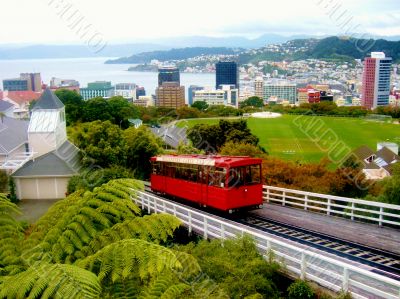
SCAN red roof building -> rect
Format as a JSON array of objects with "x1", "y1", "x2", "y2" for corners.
[{"x1": 2, "y1": 90, "x2": 42, "y2": 118}]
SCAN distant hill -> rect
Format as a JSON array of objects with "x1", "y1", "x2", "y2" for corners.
[
  {"x1": 0, "y1": 35, "x2": 398, "y2": 60},
  {"x1": 307, "y1": 36, "x2": 400, "y2": 61},
  {"x1": 105, "y1": 47, "x2": 241, "y2": 64},
  {"x1": 238, "y1": 36, "x2": 400, "y2": 64}
]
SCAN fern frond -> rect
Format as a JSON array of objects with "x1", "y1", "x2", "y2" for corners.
[
  {"x1": 0, "y1": 262, "x2": 101, "y2": 299},
  {"x1": 77, "y1": 239, "x2": 183, "y2": 283},
  {"x1": 22, "y1": 179, "x2": 143, "y2": 264},
  {"x1": 76, "y1": 214, "x2": 181, "y2": 258}
]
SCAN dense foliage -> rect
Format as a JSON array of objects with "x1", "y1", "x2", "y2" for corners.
[
  {"x1": 267, "y1": 102, "x2": 370, "y2": 117},
  {"x1": 0, "y1": 171, "x2": 7, "y2": 193},
  {"x1": 240, "y1": 96, "x2": 264, "y2": 108},
  {"x1": 69, "y1": 121, "x2": 163, "y2": 179},
  {"x1": 365, "y1": 165, "x2": 400, "y2": 205},
  {"x1": 179, "y1": 236, "x2": 282, "y2": 299},
  {"x1": 239, "y1": 36, "x2": 400, "y2": 63},
  {"x1": 0, "y1": 180, "x2": 202, "y2": 298},
  {"x1": 55, "y1": 90, "x2": 140, "y2": 127},
  {"x1": 67, "y1": 165, "x2": 135, "y2": 194},
  {"x1": 187, "y1": 120, "x2": 260, "y2": 152}
]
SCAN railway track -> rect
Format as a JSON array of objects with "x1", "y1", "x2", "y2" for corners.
[
  {"x1": 231, "y1": 214, "x2": 400, "y2": 280},
  {"x1": 142, "y1": 185, "x2": 400, "y2": 280}
]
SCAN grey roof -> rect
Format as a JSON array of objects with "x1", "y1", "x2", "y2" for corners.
[
  {"x1": 0, "y1": 100, "x2": 13, "y2": 112},
  {"x1": 0, "y1": 116, "x2": 29, "y2": 155},
  {"x1": 150, "y1": 125, "x2": 188, "y2": 149},
  {"x1": 13, "y1": 140, "x2": 81, "y2": 177},
  {"x1": 32, "y1": 88, "x2": 64, "y2": 110},
  {"x1": 363, "y1": 162, "x2": 380, "y2": 170},
  {"x1": 353, "y1": 146, "x2": 375, "y2": 161},
  {"x1": 376, "y1": 147, "x2": 400, "y2": 164}
]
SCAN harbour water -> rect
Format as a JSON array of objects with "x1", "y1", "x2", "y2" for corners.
[{"x1": 0, "y1": 57, "x2": 216, "y2": 97}]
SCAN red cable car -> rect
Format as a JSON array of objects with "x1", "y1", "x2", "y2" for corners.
[{"x1": 150, "y1": 155, "x2": 263, "y2": 212}]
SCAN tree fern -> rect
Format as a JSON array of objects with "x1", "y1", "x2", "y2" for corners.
[
  {"x1": 0, "y1": 194, "x2": 25, "y2": 271},
  {"x1": 22, "y1": 179, "x2": 143, "y2": 264},
  {"x1": 0, "y1": 262, "x2": 101, "y2": 299},
  {"x1": 139, "y1": 275, "x2": 191, "y2": 299},
  {"x1": 77, "y1": 239, "x2": 183, "y2": 283},
  {"x1": 76, "y1": 214, "x2": 181, "y2": 259}
]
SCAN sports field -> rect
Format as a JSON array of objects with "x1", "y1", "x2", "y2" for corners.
[{"x1": 177, "y1": 115, "x2": 400, "y2": 165}]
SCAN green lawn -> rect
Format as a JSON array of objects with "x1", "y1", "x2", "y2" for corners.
[{"x1": 177, "y1": 115, "x2": 400, "y2": 165}]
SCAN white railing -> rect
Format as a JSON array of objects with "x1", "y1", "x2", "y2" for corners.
[
  {"x1": 135, "y1": 191, "x2": 400, "y2": 299},
  {"x1": 263, "y1": 185, "x2": 400, "y2": 228}
]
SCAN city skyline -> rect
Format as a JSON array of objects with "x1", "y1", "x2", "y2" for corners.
[{"x1": 0, "y1": 0, "x2": 399, "y2": 45}]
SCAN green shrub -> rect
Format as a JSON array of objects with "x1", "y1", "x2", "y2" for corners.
[
  {"x1": 8, "y1": 177, "x2": 19, "y2": 204},
  {"x1": 67, "y1": 166, "x2": 135, "y2": 194},
  {"x1": 0, "y1": 170, "x2": 8, "y2": 193},
  {"x1": 287, "y1": 280, "x2": 315, "y2": 299}
]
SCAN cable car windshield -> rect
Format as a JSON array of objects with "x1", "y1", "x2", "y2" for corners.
[{"x1": 227, "y1": 164, "x2": 261, "y2": 187}]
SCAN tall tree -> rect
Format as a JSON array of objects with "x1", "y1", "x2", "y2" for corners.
[
  {"x1": 124, "y1": 126, "x2": 163, "y2": 179},
  {"x1": 70, "y1": 120, "x2": 127, "y2": 167},
  {"x1": 55, "y1": 89, "x2": 85, "y2": 125}
]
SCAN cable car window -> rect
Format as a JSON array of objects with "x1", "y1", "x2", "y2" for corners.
[
  {"x1": 173, "y1": 163, "x2": 198, "y2": 182},
  {"x1": 209, "y1": 167, "x2": 226, "y2": 188},
  {"x1": 152, "y1": 162, "x2": 161, "y2": 175},
  {"x1": 246, "y1": 165, "x2": 261, "y2": 184},
  {"x1": 228, "y1": 167, "x2": 244, "y2": 188}
]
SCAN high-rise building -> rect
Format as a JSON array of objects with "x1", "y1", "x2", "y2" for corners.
[
  {"x1": 3, "y1": 78, "x2": 29, "y2": 91},
  {"x1": 158, "y1": 66, "x2": 180, "y2": 86},
  {"x1": 156, "y1": 82, "x2": 185, "y2": 108},
  {"x1": 188, "y1": 85, "x2": 204, "y2": 106},
  {"x1": 216, "y1": 61, "x2": 239, "y2": 90},
  {"x1": 3, "y1": 73, "x2": 42, "y2": 92},
  {"x1": 20, "y1": 73, "x2": 42, "y2": 92},
  {"x1": 361, "y1": 52, "x2": 392, "y2": 109},
  {"x1": 80, "y1": 81, "x2": 114, "y2": 100},
  {"x1": 254, "y1": 77, "x2": 264, "y2": 99},
  {"x1": 136, "y1": 87, "x2": 146, "y2": 99},
  {"x1": 264, "y1": 81, "x2": 297, "y2": 104}
]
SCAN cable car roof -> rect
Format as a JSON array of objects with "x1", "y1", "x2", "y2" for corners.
[{"x1": 151, "y1": 154, "x2": 262, "y2": 167}]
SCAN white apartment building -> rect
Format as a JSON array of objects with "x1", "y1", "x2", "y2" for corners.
[
  {"x1": 264, "y1": 80, "x2": 297, "y2": 104},
  {"x1": 193, "y1": 85, "x2": 239, "y2": 108},
  {"x1": 114, "y1": 83, "x2": 137, "y2": 100}
]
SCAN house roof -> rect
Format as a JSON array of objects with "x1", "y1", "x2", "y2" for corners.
[
  {"x1": 0, "y1": 100, "x2": 13, "y2": 112},
  {"x1": 150, "y1": 125, "x2": 188, "y2": 149},
  {"x1": 128, "y1": 119, "x2": 142, "y2": 125},
  {"x1": 12, "y1": 140, "x2": 80, "y2": 177},
  {"x1": 5, "y1": 91, "x2": 42, "y2": 105},
  {"x1": 32, "y1": 88, "x2": 64, "y2": 110},
  {"x1": 363, "y1": 162, "x2": 381, "y2": 170},
  {"x1": 376, "y1": 147, "x2": 400, "y2": 164},
  {"x1": 0, "y1": 116, "x2": 29, "y2": 155},
  {"x1": 353, "y1": 146, "x2": 375, "y2": 161}
]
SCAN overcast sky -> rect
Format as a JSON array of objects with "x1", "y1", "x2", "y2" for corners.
[{"x1": 1, "y1": 0, "x2": 399, "y2": 45}]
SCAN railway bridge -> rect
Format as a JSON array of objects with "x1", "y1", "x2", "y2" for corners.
[{"x1": 136, "y1": 184, "x2": 400, "y2": 299}]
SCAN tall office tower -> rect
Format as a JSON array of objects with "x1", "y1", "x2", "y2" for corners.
[
  {"x1": 254, "y1": 77, "x2": 264, "y2": 99},
  {"x1": 156, "y1": 82, "x2": 185, "y2": 108},
  {"x1": 361, "y1": 52, "x2": 392, "y2": 109},
  {"x1": 20, "y1": 73, "x2": 42, "y2": 92},
  {"x1": 216, "y1": 61, "x2": 239, "y2": 90},
  {"x1": 158, "y1": 66, "x2": 180, "y2": 86},
  {"x1": 136, "y1": 86, "x2": 146, "y2": 99}
]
